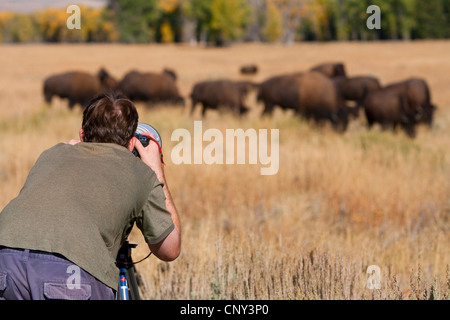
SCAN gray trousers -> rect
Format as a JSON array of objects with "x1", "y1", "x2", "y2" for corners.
[{"x1": 0, "y1": 247, "x2": 115, "y2": 300}]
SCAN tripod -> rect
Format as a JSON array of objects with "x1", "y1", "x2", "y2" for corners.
[{"x1": 116, "y1": 241, "x2": 150, "y2": 300}]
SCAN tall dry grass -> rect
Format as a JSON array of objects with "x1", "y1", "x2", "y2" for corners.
[{"x1": 0, "y1": 42, "x2": 449, "y2": 299}]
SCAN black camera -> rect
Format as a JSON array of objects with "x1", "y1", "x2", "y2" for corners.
[
  {"x1": 132, "y1": 123, "x2": 163, "y2": 163},
  {"x1": 132, "y1": 134, "x2": 150, "y2": 158}
]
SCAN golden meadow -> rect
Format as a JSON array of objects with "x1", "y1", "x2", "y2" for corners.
[{"x1": 0, "y1": 41, "x2": 449, "y2": 299}]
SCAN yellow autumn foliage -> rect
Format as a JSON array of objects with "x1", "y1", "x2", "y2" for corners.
[
  {"x1": 0, "y1": 6, "x2": 118, "y2": 43},
  {"x1": 158, "y1": 0, "x2": 180, "y2": 13},
  {"x1": 160, "y1": 20, "x2": 175, "y2": 43}
]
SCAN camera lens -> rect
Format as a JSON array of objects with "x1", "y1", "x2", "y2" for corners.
[
  {"x1": 135, "y1": 123, "x2": 162, "y2": 148},
  {"x1": 132, "y1": 123, "x2": 163, "y2": 161}
]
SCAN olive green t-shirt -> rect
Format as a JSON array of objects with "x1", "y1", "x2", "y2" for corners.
[{"x1": 0, "y1": 142, "x2": 174, "y2": 290}]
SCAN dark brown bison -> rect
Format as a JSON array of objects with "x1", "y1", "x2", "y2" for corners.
[
  {"x1": 257, "y1": 72, "x2": 353, "y2": 131},
  {"x1": 43, "y1": 68, "x2": 116, "y2": 109},
  {"x1": 310, "y1": 62, "x2": 347, "y2": 78},
  {"x1": 296, "y1": 72, "x2": 351, "y2": 131},
  {"x1": 333, "y1": 76, "x2": 381, "y2": 111},
  {"x1": 240, "y1": 64, "x2": 258, "y2": 75},
  {"x1": 383, "y1": 78, "x2": 436, "y2": 127},
  {"x1": 116, "y1": 69, "x2": 184, "y2": 106},
  {"x1": 363, "y1": 90, "x2": 416, "y2": 138},
  {"x1": 190, "y1": 80, "x2": 256, "y2": 117},
  {"x1": 256, "y1": 72, "x2": 304, "y2": 116}
]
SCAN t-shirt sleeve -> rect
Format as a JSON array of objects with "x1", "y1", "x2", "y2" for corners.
[{"x1": 136, "y1": 177, "x2": 175, "y2": 245}]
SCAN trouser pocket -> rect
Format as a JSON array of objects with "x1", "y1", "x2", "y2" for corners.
[{"x1": 44, "y1": 281, "x2": 91, "y2": 300}]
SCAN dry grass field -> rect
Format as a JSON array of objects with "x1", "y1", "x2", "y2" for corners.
[{"x1": 0, "y1": 41, "x2": 449, "y2": 300}]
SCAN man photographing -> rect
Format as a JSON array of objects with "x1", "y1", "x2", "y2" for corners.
[{"x1": 0, "y1": 92, "x2": 181, "y2": 300}]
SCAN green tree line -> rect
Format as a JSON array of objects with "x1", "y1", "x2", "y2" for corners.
[{"x1": 1, "y1": 0, "x2": 449, "y2": 44}]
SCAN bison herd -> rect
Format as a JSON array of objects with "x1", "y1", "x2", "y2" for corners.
[
  {"x1": 43, "y1": 61, "x2": 437, "y2": 138},
  {"x1": 256, "y1": 62, "x2": 436, "y2": 137},
  {"x1": 43, "y1": 68, "x2": 184, "y2": 108}
]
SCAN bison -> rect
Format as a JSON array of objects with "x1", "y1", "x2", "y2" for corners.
[
  {"x1": 363, "y1": 90, "x2": 416, "y2": 138},
  {"x1": 190, "y1": 80, "x2": 256, "y2": 117},
  {"x1": 383, "y1": 78, "x2": 436, "y2": 127},
  {"x1": 256, "y1": 72, "x2": 304, "y2": 116},
  {"x1": 116, "y1": 69, "x2": 184, "y2": 106},
  {"x1": 257, "y1": 72, "x2": 353, "y2": 132},
  {"x1": 332, "y1": 75, "x2": 382, "y2": 113},
  {"x1": 240, "y1": 64, "x2": 259, "y2": 75},
  {"x1": 43, "y1": 68, "x2": 116, "y2": 109},
  {"x1": 310, "y1": 62, "x2": 347, "y2": 78},
  {"x1": 296, "y1": 72, "x2": 352, "y2": 132}
]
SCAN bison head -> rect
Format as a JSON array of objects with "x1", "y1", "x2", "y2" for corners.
[{"x1": 97, "y1": 68, "x2": 118, "y2": 91}]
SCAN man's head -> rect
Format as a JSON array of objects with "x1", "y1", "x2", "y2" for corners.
[{"x1": 80, "y1": 92, "x2": 138, "y2": 149}]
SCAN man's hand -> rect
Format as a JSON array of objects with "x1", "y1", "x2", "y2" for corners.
[{"x1": 133, "y1": 133, "x2": 164, "y2": 180}]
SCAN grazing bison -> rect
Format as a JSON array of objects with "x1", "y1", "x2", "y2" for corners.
[
  {"x1": 333, "y1": 75, "x2": 381, "y2": 112},
  {"x1": 383, "y1": 78, "x2": 436, "y2": 127},
  {"x1": 240, "y1": 64, "x2": 258, "y2": 75},
  {"x1": 296, "y1": 72, "x2": 351, "y2": 132},
  {"x1": 256, "y1": 72, "x2": 304, "y2": 116},
  {"x1": 43, "y1": 68, "x2": 116, "y2": 109},
  {"x1": 190, "y1": 80, "x2": 256, "y2": 117},
  {"x1": 310, "y1": 62, "x2": 347, "y2": 78},
  {"x1": 257, "y1": 72, "x2": 352, "y2": 131},
  {"x1": 363, "y1": 90, "x2": 416, "y2": 138},
  {"x1": 116, "y1": 69, "x2": 184, "y2": 106}
]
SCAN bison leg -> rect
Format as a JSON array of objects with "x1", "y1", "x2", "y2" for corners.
[
  {"x1": 176, "y1": 97, "x2": 186, "y2": 106},
  {"x1": 190, "y1": 100, "x2": 198, "y2": 116},
  {"x1": 146, "y1": 100, "x2": 158, "y2": 108},
  {"x1": 380, "y1": 122, "x2": 391, "y2": 131},
  {"x1": 331, "y1": 114, "x2": 348, "y2": 133},
  {"x1": 239, "y1": 104, "x2": 250, "y2": 117},
  {"x1": 68, "y1": 99, "x2": 76, "y2": 110},
  {"x1": 347, "y1": 106, "x2": 359, "y2": 119},
  {"x1": 331, "y1": 110, "x2": 349, "y2": 133},
  {"x1": 201, "y1": 104, "x2": 208, "y2": 117},
  {"x1": 364, "y1": 112, "x2": 375, "y2": 129},
  {"x1": 261, "y1": 102, "x2": 274, "y2": 117},
  {"x1": 340, "y1": 117, "x2": 349, "y2": 132},
  {"x1": 44, "y1": 93, "x2": 53, "y2": 105}
]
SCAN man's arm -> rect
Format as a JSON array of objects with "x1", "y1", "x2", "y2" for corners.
[{"x1": 133, "y1": 136, "x2": 181, "y2": 261}]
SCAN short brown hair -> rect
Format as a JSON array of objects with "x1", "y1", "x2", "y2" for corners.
[{"x1": 82, "y1": 92, "x2": 138, "y2": 148}]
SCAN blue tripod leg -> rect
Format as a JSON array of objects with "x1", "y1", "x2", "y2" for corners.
[{"x1": 119, "y1": 267, "x2": 129, "y2": 300}]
